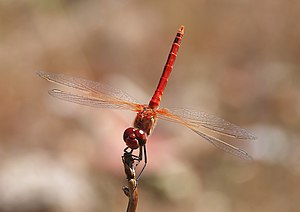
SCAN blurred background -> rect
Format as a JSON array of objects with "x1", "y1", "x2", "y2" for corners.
[{"x1": 1, "y1": 0, "x2": 300, "y2": 211}]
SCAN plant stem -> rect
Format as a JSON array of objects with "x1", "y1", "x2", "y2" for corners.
[{"x1": 122, "y1": 152, "x2": 138, "y2": 212}]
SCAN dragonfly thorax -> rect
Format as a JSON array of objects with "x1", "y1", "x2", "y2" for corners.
[{"x1": 134, "y1": 107, "x2": 157, "y2": 136}]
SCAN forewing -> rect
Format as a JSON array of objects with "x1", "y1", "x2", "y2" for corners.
[
  {"x1": 38, "y1": 71, "x2": 140, "y2": 111},
  {"x1": 158, "y1": 107, "x2": 256, "y2": 139},
  {"x1": 49, "y1": 89, "x2": 138, "y2": 110}
]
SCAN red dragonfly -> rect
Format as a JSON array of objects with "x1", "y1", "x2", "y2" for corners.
[{"x1": 38, "y1": 26, "x2": 256, "y2": 176}]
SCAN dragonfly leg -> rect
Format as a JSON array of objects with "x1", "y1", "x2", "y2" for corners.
[
  {"x1": 123, "y1": 145, "x2": 148, "y2": 181},
  {"x1": 136, "y1": 145, "x2": 147, "y2": 181},
  {"x1": 123, "y1": 146, "x2": 132, "y2": 154},
  {"x1": 134, "y1": 146, "x2": 143, "y2": 168},
  {"x1": 123, "y1": 147, "x2": 140, "y2": 162},
  {"x1": 122, "y1": 147, "x2": 136, "y2": 169}
]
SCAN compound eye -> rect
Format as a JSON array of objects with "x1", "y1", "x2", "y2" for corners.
[
  {"x1": 123, "y1": 127, "x2": 139, "y2": 149},
  {"x1": 135, "y1": 129, "x2": 147, "y2": 146},
  {"x1": 123, "y1": 127, "x2": 135, "y2": 141}
]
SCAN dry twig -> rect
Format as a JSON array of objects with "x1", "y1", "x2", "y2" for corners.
[{"x1": 122, "y1": 152, "x2": 138, "y2": 212}]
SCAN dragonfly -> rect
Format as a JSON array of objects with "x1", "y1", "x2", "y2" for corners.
[{"x1": 38, "y1": 26, "x2": 256, "y2": 179}]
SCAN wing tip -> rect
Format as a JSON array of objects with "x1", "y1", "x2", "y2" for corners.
[
  {"x1": 36, "y1": 71, "x2": 49, "y2": 80},
  {"x1": 239, "y1": 151, "x2": 253, "y2": 161}
]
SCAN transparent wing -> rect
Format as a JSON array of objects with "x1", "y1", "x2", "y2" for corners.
[
  {"x1": 37, "y1": 71, "x2": 141, "y2": 111},
  {"x1": 191, "y1": 129, "x2": 252, "y2": 160},
  {"x1": 158, "y1": 107, "x2": 256, "y2": 139},
  {"x1": 157, "y1": 108, "x2": 255, "y2": 160},
  {"x1": 48, "y1": 89, "x2": 137, "y2": 110}
]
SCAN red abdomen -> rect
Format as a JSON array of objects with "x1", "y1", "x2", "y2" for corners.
[{"x1": 149, "y1": 26, "x2": 184, "y2": 109}]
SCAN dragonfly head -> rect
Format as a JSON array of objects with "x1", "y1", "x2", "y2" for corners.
[{"x1": 123, "y1": 127, "x2": 147, "y2": 149}]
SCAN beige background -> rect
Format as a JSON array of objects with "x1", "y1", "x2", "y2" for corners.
[{"x1": 0, "y1": 0, "x2": 299, "y2": 211}]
